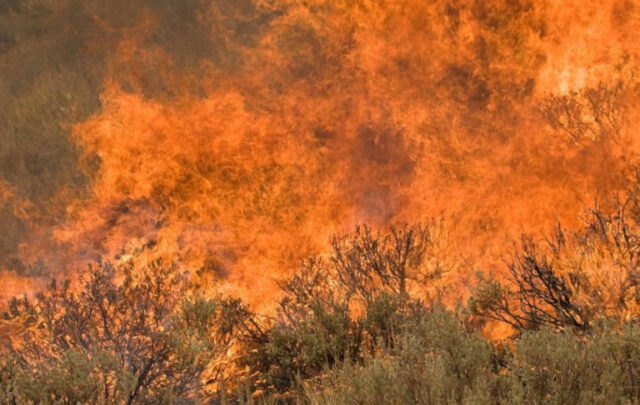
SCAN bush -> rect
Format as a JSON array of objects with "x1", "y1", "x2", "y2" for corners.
[
  {"x1": 506, "y1": 323, "x2": 640, "y2": 405},
  {"x1": 303, "y1": 309, "x2": 495, "y2": 405},
  {"x1": 0, "y1": 260, "x2": 244, "y2": 404},
  {"x1": 235, "y1": 224, "x2": 448, "y2": 396},
  {"x1": 304, "y1": 321, "x2": 640, "y2": 405},
  {"x1": 470, "y1": 191, "x2": 640, "y2": 333},
  {"x1": 235, "y1": 222, "x2": 640, "y2": 403},
  {"x1": 3, "y1": 224, "x2": 640, "y2": 404}
]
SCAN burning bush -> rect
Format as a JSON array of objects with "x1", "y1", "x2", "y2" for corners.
[
  {"x1": 3, "y1": 222, "x2": 640, "y2": 403},
  {"x1": 231, "y1": 224, "x2": 449, "y2": 396},
  {"x1": 0, "y1": 260, "x2": 245, "y2": 404},
  {"x1": 470, "y1": 187, "x2": 640, "y2": 333}
]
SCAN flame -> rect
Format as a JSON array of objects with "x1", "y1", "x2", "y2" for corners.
[{"x1": 2, "y1": 0, "x2": 640, "y2": 310}]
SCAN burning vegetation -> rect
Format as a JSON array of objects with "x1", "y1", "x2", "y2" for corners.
[{"x1": 3, "y1": 0, "x2": 640, "y2": 403}]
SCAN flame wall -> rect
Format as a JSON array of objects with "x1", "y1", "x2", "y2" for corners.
[{"x1": 1, "y1": 0, "x2": 640, "y2": 307}]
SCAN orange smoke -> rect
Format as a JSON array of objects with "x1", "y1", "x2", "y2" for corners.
[{"x1": 3, "y1": 0, "x2": 640, "y2": 309}]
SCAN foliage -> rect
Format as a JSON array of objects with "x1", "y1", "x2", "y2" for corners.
[
  {"x1": 506, "y1": 324, "x2": 640, "y2": 405},
  {"x1": 303, "y1": 309, "x2": 494, "y2": 405},
  {"x1": 3, "y1": 224, "x2": 640, "y2": 403},
  {"x1": 470, "y1": 190, "x2": 640, "y2": 332},
  {"x1": 0, "y1": 260, "x2": 241, "y2": 404},
  {"x1": 304, "y1": 321, "x2": 640, "y2": 405},
  {"x1": 235, "y1": 224, "x2": 445, "y2": 396}
]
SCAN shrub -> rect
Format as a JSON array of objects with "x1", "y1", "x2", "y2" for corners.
[
  {"x1": 505, "y1": 323, "x2": 640, "y2": 405},
  {"x1": 303, "y1": 309, "x2": 495, "y2": 405},
  {"x1": 0, "y1": 260, "x2": 243, "y2": 404},
  {"x1": 470, "y1": 191, "x2": 640, "y2": 333},
  {"x1": 236, "y1": 224, "x2": 449, "y2": 396}
]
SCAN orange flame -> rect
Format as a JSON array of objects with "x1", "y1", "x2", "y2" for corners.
[{"x1": 3, "y1": 0, "x2": 640, "y2": 310}]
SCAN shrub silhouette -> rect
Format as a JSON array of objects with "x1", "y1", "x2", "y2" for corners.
[{"x1": 470, "y1": 189, "x2": 640, "y2": 333}]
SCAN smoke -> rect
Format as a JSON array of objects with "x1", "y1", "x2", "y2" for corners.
[{"x1": 1, "y1": 0, "x2": 640, "y2": 306}]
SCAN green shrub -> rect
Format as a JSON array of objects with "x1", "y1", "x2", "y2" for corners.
[
  {"x1": 506, "y1": 324, "x2": 640, "y2": 405},
  {"x1": 236, "y1": 225, "x2": 445, "y2": 396},
  {"x1": 0, "y1": 260, "x2": 243, "y2": 404},
  {"x1": 3, "y1": 225, "x2": 640, "y2": 404},
  {"x1": 304, "y1": 309, "x2": 495, "y2": 405}
]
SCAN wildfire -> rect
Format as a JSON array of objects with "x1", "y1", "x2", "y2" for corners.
[{"x1": 2, "y1": 0, "x2": 640, "y2": 310}]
